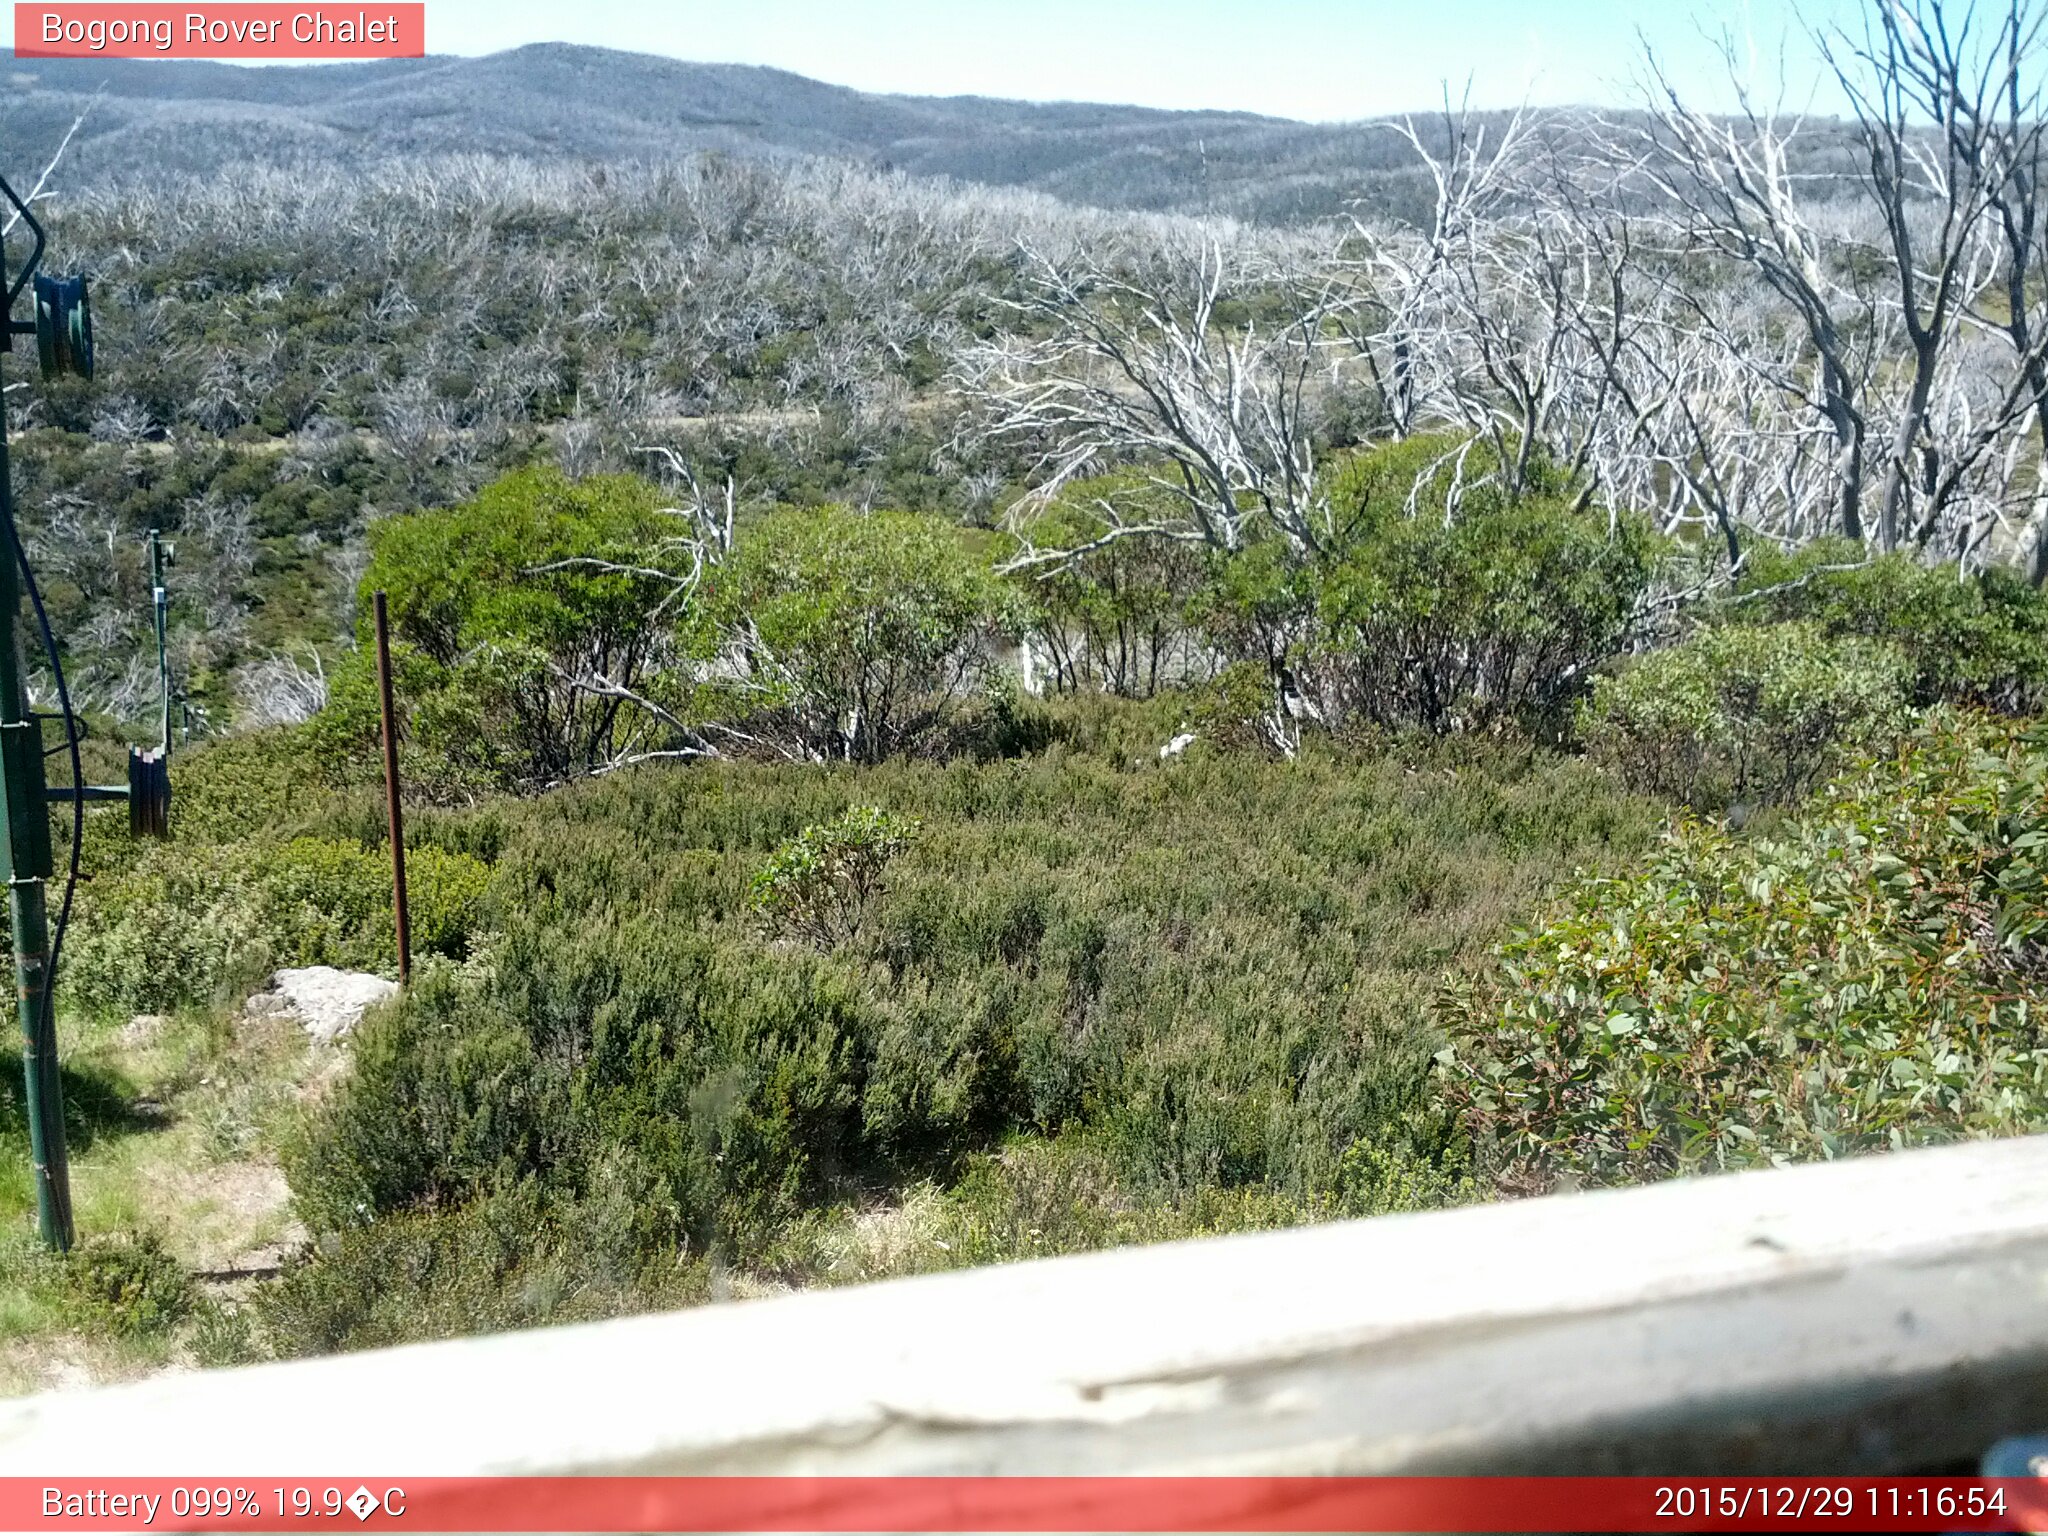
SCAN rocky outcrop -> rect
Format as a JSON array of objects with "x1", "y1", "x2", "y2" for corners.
[{"x1": 243, "y1": 966, "x2": 399, "y2": 1044}]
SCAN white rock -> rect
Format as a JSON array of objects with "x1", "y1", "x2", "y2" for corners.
[
  {"x1": 249, "y1": 966, "x2": 399, "y2": 1044},
  {"x1": 1158, "y1": 730, "x2": 1198, "y2": 760}
]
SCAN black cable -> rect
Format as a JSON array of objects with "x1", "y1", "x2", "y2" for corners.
[{"x1": 1, "y1": 510, "x2": 80, "y2": 1239}]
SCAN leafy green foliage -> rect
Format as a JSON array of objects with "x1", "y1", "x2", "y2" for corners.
[
  {"x1": 1581, "y1": 621, "x2": 1911, "y2": 808},
  {"x1": 1184, "y1": 660, "x2": 1293, "y2": 755},
  {"x1": 327, "y1": 468, "x2": 693, "y2": 795},
  {"x1": 1310, "y1": 435, "x2": 1660, "y2": 735},
  {"x1": 276, "y1": 723, "x2": 1655, "y2": 1345},
  {"x1": 260, "y1": 839, "x2": 492, "y2": 965},
  {"x1": 1051, "y1": 436, "x2": 1660, "y2": 749},
  {"x1": 693, "y1": 505, "x2": 1019, "y2": 762},
  {"x1": 67, "y1": 835, "x2": 489, "y2": 1016},
  {"x1": 1725, "y1": 541, "x2": 2048, "y2": 713},
  {"x1": 1186, "y1": 537, "x2": 1313, "y2": 678},
  {"x1": 258, "y1": 1180, "x2": 705, "y2": 1359},
  {"x1": 186, "y1": 1296, "x2": 262, "y2": 1368},
  {"x1": 751, "y1": 806, "x2": 922, "y2": 949},
  {"x1": 65, "y1": 1234, "x2": 192, "y2": 1339},
  {"x1": 166, "y1": 726, "x2": 357, "y2": 843},
  {"x1": 1008, "y1": 472, "x2": 1211, "y2": 697},
  {"x1": 1438, "y1": 712, "x2": 2048, "y2": 1195},
  {"x1": 1332, "y1": 1114, "x2": 1480, "y2": 1216}
]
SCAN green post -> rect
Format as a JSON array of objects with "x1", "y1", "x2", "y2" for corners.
[
  {"x1": 0, "y1": 179, "x2": 88, "y2": 1252},
  {"x1": 0, "y1": 414, "x2": 68, "y2": 1251},
  {"x1": 149, "y1": 529, "x2": 170, "y2": 757}
]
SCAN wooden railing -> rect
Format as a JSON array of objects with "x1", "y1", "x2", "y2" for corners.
[{"x1": 3, "y1": 1134, "x2": 2047, "y2": 1475}]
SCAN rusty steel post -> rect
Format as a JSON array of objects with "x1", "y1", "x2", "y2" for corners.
[{"x1": 373, "y1": 591, "x2": 411, "y2": 987}]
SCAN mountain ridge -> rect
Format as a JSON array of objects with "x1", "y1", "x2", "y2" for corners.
[{"x1": 0, "y1": 41, "x2": 1442, "y2": 221}]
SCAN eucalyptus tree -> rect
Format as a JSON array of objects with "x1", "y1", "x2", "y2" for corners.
[
  {"x1": 1629, "y1": 36, "x2": 1888, "y2": 547},
  {"x1": 1819, "y1": 0, "x2": 2033, "y2": 554},
  {"x1": 957, "y1": 229, "x2": 1367, "y2": 569},
  {"x1": 1621, "y1": 1, "x2": 2048, "y2": 574}
]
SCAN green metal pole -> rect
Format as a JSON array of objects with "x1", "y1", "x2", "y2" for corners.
[
  {"x1": 150, "y1": 529, "x2": 169, "y2": 760},
  {"x1": 0, "y1": 366, "x2": 69, "y2": 1252}
]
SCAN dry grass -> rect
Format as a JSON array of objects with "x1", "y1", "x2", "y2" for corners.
[{"x1": 0, "y1": 999, "x2": 327, "y2": 1395}]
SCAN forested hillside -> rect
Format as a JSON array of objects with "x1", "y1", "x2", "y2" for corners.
[
  {"x1": 4, "y1": 3, "x2": 2048, "y2": 1389},
  {"x1": 0, "y1": 46, "x2": 1866, "y2": 222},
  {"x1": 14, "y1": 154, "x2": 1050, "y2": 725},
  {"x1": 0, "y1": 47, "x2": 1432, "y2": 222}
]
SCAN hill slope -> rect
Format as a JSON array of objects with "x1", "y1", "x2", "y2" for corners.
[{"x1": 0, "y1": 43, "x2": 1440, "y2": 221}]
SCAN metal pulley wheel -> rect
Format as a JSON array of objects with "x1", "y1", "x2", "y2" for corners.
[
  {"x1": 32, "y1": 273, "x2": 91, "y2": 382},
  {"x1": 127, "y1": 746, "x2": 168, "y2": 839}
]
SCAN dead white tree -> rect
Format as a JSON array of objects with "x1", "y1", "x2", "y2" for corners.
[
  {"x1": 956, "y1": 231, "x2": 1364, "y2": 566},
  {"x1": 1817, "y1": 0, "x2": 2017, "y2": 553},
  {"x1": 1631, "y1": 35, "x2": 1888, "y2": 547},
  {"x1": 1342, "y1": 97, "x2": 1535, "y2": 448},
  {"x1": 1357, "y1": 101, "x2": 1593, "y2": 498},
  {"x1": 1898, "y1": 0, "x2": 2048, "y2": 578},
  {"x1": 1616, "y1": 3, "x2": 2048, "y2": 574},
  {"x1": 234, "y1": 649, "x2": 328, "y2": 729}
]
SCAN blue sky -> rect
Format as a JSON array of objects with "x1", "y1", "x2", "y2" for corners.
[
  {"x1": 413, "y1": 0, "x2": 1864, "y2": 120},
  {"x1": 4, "y1": 1, "x2": 1869, "y2": 120}
]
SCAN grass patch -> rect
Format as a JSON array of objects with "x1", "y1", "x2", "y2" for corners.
[{"x1": 0, "y1": 999, "x2": 319, "y2": 1393}]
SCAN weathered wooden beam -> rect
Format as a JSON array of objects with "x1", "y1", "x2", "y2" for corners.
[{"x1": 5, "y1": 1135, "x2": 2048, "y2": 1474}]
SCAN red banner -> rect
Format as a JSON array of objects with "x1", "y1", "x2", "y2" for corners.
[
  {"x1": 14, "y1": 5, "x2": 424, "y2": 59},
  {"x1": 2, "y1": 1477, "x2": 2047, "y2": 1532}
]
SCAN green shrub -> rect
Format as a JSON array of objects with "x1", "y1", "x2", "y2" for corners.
[
  {"x1": 1580, "y1": 621, "x2": 1910, "y2": 808},
  {"x1": 1008, "y1": 471, "x2": 1211, "y2": 697},
  {"x1": 285, "y1": 924, "x2": 936, "y2": 1258},
  {"x1": 164, "y1": 726, "x2": 349, "y2": 845},
  {"x1": 66, "y1": 1233, "x2": 191, "y2": 1338},
  {"x1": 258, "y1": 838, "x2": 491, "y2": 965},
  {"x1": 882, "y1": 1139, "x2": 1324, "y2": 1270},
  {"x1": 1331, "y1": 1114, "x2": 1479, "y2": 1217},
  {"x1": 1185, "y1": 537, "x2": 1313, "y2": 685},
  {"x1": 282, "y1": 735, "x2": 1658, "y2": 1320},
  {"x1": 1031, "y1": 436, "x2": 1657, "y2": 743},
  {"x1": 1310, "y1": 434, "x2": 1659, "y2": 735},
  {"x1": 1725, "y1": 540, "x2": 2048, "y2": 713},
  {"x1": 692, "y1": 505, "x2": 1020, "y2": 763},
  {"x1": 324, "y1": 467, "x2": 694, "y2": 795},
  {"x1": 186, "y1": 1295, "x2": 260, "y2": 1367},
  {"x1": 1319, "y1": 430, "x2": 1571, "y2": 524},
  {"x1": 1437, "y1": 711, "x2": 2048, "y2": 1195},
  {"x1": 66, "y1": 843, "x2": 275, "y2": 1016},
  {"x1": 1187, "y1": 660, "x2": 1292, "y2": 755},
  {"x1": 258, "y1": 1179, "x2": 705, "y2": 1359},
  {"x1": 751, "y1": 806, "x2": 921, "y2": 949},
  {"x1": 67, "y1": 835, "x2": 490, "y2": 1015}
]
